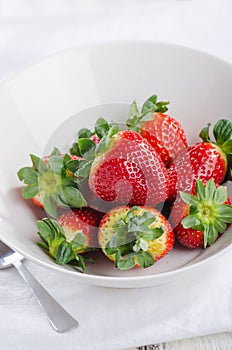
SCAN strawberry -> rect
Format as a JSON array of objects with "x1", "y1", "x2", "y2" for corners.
[
  {"x1": 78, "y1": 179, "x2": 117, "y2": 215},
  {"x1": 126, "y1": 95, "x2": 188, "y2": 167},
  {"x1": 17, "y1": 148, "x2": 87, "y2": 218},
  {"x1": 168, "y1": 119, "x2": 232, "y2": 201},
  {"x1": 88, "y1": 129, "x2": 169, "y2": 206},
  {"x1": 170, "y1": 179, "x2": 232, "y2": 249},
  {"x1": 70, "y1": 116, "x2": 169, "y2": 206},
  {"x1": 98, "y1": 206, "x2": 174, "y2": 270},
  {"x1": 36, "y1": 207, "x2": 102, "y2": 271}
]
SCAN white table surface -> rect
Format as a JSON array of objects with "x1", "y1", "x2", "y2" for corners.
[{"x1": 1, "y1": 1, "x2": 232, "y2": 349}]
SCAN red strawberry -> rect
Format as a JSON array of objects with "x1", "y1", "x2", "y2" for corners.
[
  {"x1": 168, "y1": 119, "x2": 232, "y2": 201},
  {"x1": 31, "y1": 193, "x2": 45, "y2": 208},
  {"x1": 170, "y1": 179, "x2": 232, "y2": 249},
  {"x1": 36, "y1": 207, "x2": 102, "y2": 271},
  {"x1": 17, "y1": 148, "x2": 86, "y2": 218},
  {"x1": 98, "y1": 206, "x2": 174, "y2": 270},
  {"x1": 126, "y1": 95, "x2": 188, "y2": 167},
  {"x1": 78, "y1": 180, "x2": 117, "y2": 215},
  {"x1": 57, "y1": 208, "x2": 102, "y2": 248},
  {"x1": 89, "y1": 130, "x2": 169, "y2": 206}
]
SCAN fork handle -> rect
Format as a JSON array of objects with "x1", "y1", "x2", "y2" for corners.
[{"x1": 13, "y1": 260, "x2": 78, "y2": 333}]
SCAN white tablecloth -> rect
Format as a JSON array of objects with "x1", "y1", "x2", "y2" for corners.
[{"x1": 1, "y1": 1, "x2": 232, "y2": 349}]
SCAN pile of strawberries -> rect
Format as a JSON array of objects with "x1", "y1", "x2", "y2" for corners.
[{"x1": 18, "y1": 95, "x2": 232, "y2": 272}]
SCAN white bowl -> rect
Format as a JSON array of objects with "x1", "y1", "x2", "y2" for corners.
[{"x1": 0, "y1": 41, "x2": 232, "y2": 288}]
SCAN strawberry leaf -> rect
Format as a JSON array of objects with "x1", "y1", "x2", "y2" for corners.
[
  {"x1": 131, "y1": 211, "x2": 157, "y2": 226},
  {"x1": 203, "y1": 224, "x2": 210, "y2": 248},
  {"x1": 105, "y1": 206, "x2": 164, "y2": 270},
  {"x1": 141, "y1": 95, "x2": 169, "y2": 115},
  {"x1": 74, "y1": 254, "x2": 87, "y2": 273},
  {"x1": 117, "y1": 257, "x2": 135, "y2": 270},
  {"x1": 37, "y1": 218, "x2": 94, "y2": 272},
  {"x1": 141, "y1": 95, "x2": 158, "y2": 114},
  {"x1": 126, "y1": 101, "x2": 141, "y2": 131},
  {"x1": 205, "y1": 179, "x2": 217, "y2": 200},
  {"x1": 140, "y1": 112, "x2": 155, "y2": 123},
  {"x1": 218, "y1": 204, "x2": 232, "y2": 222},
  {"x1": 127, "y1": 95, "x2": 169, "y2": 131},
  {"x1": 36, "y1": 220, "x2": 53, "y2": 243},
  {"x1": 65, "y1": 159, "x2": 80, "y2": 174},
  {"x1": 140, "y1": 227, "x2": 164, "y2": 241},
  {"x1": 70, "y1": 142, "x2": 81, "y2": 157},
  {"x1": 44, "y1": 194, "x2": 58, "y2": 218},
  {"x1": 69, "y1": 128, "x2": 93, "y2": 157},
  {"x1": 78, "y1": 128, "x2": 93, "y2": 139},
  {"x1": 75, "y1": 160, "x2": 92, "y2": 178},
  {"x1": 30, "y1": 154, "x2": 47, "y2": 174},
  {"x1": 37, "y1": 242, "x2": 49, "y2": 251},
  {"x1": 200, "y1": 120, "x2": 232, "y2": 181},
  {"x1": 29, "y1": 154, "x2": 42, "y2": 172},
  {"x1": 78, "y1": 138, "x2": 96, "y2": 160},
  {"x1": 207, "y1": 224, "x2": 219, "y2": 246},
  {"x1": 222, "y1": 139, "x2": 232, "y2": 154},
  {"x1": 17, "y1": 167, "x2": 38, "y2": 184},
  {"x1": 125, "y1": 206, "x2": 140, "y2": 223},
  {"x1": 49, "y1": 218, "x2": 66, "y2": 238},
  {"x1": 37, "y1": 218, "x2": 66, "y2": 259},
  {"x1": 71, "y1": 232, "x2": 86, "y2": 250},
  {"x1": 181, "y1": 215, "x2": 201, "y2": 228},
  {"x1": 213, "y1": 186, "x2": 228, "y2": 205},
  {"x1": 56, "y1": 241, "x2": 74, "y2": 265},
  {"x1": 128, "y1": 100, "x2": 140, "y2": 119},
  {"x1": 105, "y1": 242, "x2": 117, "y2": 256},
  {"x1": 48, "y1": 156, "x2": 64, "y2": 175},
  {"x1": 95, "y1": 123, "x2": 119, "y2": 155},
  {"x1": 180, "y1": 191, "x2": 200, "y2": 206},
  {"x1": 155, "y1": 101, "x2": 170, "y2": 113},
  {"x1": 136, "y1": 251, "x2": 154, "y2": 268},
  {"x1": 214, "y1": 219, "x2": 227, "y2": 233},
  {"x1": 226, "y1": 155, "x2": 232, "y2": 181},
  {"x1": 22, "y1": 184, "x2": 39, "y2": 198},
  {"x1": 180, "y1": 179, "x2": 232, "y2": 248},
  {"x1": 110, "y1": 225, "x2": 135, "y2": 247},
  {"x1": 195, "y1": 179, "x2": 206, "y2": 200},
  {"x1": 199, "y1": 123, "x2": 211, "y2": 142},
  {"x1": 50, "y1": 147, "x2": 61, "y2": 156},
  {"x1": 62, "y1": 186, "x2": 87, "y2": 208},
  {"x1": 213, "y1": 119, "x2": 232, "y2": 146},
  {"x1": 94, "y1": 117, "x2": 110, "y2": 139}
]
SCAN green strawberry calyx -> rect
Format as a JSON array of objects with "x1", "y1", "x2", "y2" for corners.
[
  {"x1": 180, "y1": 179, "x2": 232, "y2": 248},
  {"x1": 104, "y1": 206, "x2": 164, "y2": 270},
  {"x1": 199, "y1": 119, "x2": 232, "y2": 180},
  {"x1": 69, "y1": 117, "x2": 119, "y2": 180},
  {"x1": 126, "y1": 95, "x2": 170, "y2": 132},
  {"x1": 36, "y1": 218, "x2": 95, "y2": 272},
  {"x1": 17, "y1": 148, "x2": 87, "y2": 218}
]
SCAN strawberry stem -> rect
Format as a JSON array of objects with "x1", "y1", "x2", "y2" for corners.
[
  {"x1": 105, "y1": 206, "x2": 164, "y2": 270},
  {"x1": 126, "y1": 95, "x2": 170, "y2": 131},
  {"x1": 17, "y1": 150, "x2": 87, "y2": 218},
  {"x1": 36, "y1": 218, "x2": 95, "y2": 272},
  {"x1": 180, "y1": 179, "x2": 232, "y2": 248},
  {"x1": 199, "y1": 119, "x2": 232, "y2": 181}
]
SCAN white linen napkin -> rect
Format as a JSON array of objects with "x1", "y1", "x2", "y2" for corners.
[
  {"x1": 1, "y1": 252, "x2": 232, "y2": 350},
  {"x1": 0, "y1": 1, "x2": 232, "y2": 349}
]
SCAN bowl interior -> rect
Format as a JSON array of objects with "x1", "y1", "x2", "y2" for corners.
[{"x1": 0, "y1": 41, "x2": 232, "y2": 288}]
